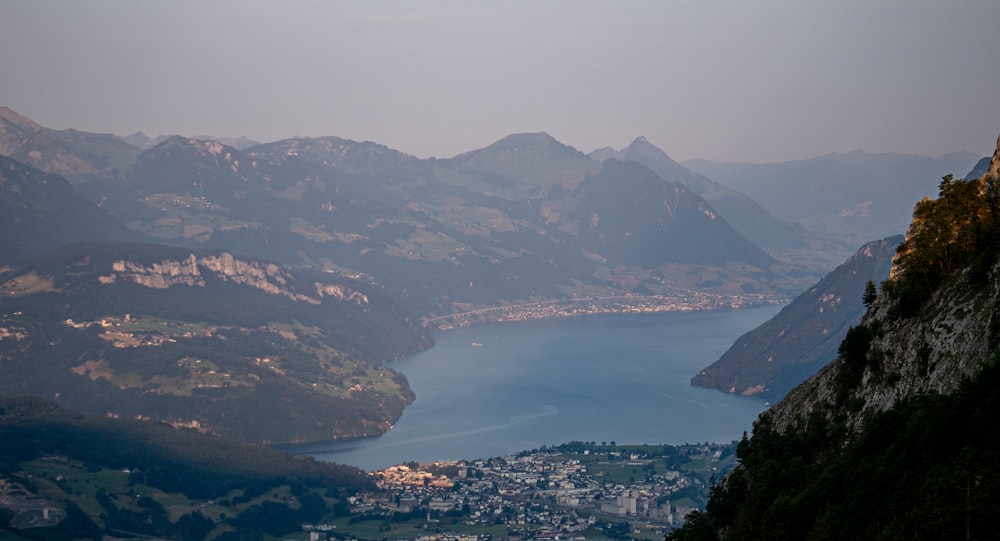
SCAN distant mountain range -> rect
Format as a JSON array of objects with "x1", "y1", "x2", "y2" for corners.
[
  {"x1": 120, "y1": 131, "x2": 261, "y2": 150},
  {"x1": 684, "y1": 150, "x2": 981, "y2": 246},
  {"x1": 55, "y1": 127, "x2": 803, "y2": 318},
  {"x1": 591, "y1": 138, "x2": 809, "y2": 251}
]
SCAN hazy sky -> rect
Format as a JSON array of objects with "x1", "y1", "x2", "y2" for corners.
[{"x1": 3, "y1": 1, "x2": 999, "y2": 162}]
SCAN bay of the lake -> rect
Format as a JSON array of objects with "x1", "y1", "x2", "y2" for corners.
[{"x1": 279, "y1": 304, "x2": 783, "y2": 471}]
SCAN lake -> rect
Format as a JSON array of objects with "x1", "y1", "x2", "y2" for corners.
[{"x1": 279, "y1": 305, "x2": 783, "y2": 471}]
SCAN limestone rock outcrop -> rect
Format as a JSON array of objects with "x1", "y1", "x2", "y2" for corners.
[{"x1": 97, "y1": 250, "x2": 368, "y2": 306}]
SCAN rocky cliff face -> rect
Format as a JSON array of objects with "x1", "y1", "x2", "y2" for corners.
[
  {"x1": 766, "y1": 135, "x2": 1000, "y2": 436},
  {"x1": 768, "y1": 258, "x2": 1000, "y2": 435},
  {"x1": 96, "y1": 250, "x2": 368, "y2": 305}
]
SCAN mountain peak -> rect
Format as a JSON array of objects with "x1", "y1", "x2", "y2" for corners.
[
  {"x1": 150, "y1": 135, "x2": 237, "y2": 157},
  {"x1": 488, "y1": 132, "x2": 566, "y2": 151},
  {"x1": 625, "y1": 136, "x2": 674, "y2": 160},
  {"x1": 627, "y1": 135, "x2": 652, "y2": 148},
  {"x1": 450, "y1": 132, "x2": 588, "y2": 163}
]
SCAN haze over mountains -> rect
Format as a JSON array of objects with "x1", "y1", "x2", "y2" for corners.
[
  {"x1": 3, "y1": 100, "x2": 998, "y2": 540},
  {"x1": 0, "y1": 105, "x2": 988, "y2": 443},
  {"x1": 590, "y1": 137, "x2": 813, "y2": 258},
  {"x1": 0, "y1": 107, "x2": 811, "y2": 322},
  {"x1": 684, "y1": 150, "x2": 980, "y2": 246},
  {"x1": 4, "y1": 106, "x2": 980, "y2": 316}
]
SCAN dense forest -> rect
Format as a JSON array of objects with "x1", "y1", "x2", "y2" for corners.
[
  {"x1": 669, "y1": 357, "x2": 1000, "y2": 540},
  {"x1": 0, "y1": 396, "x2": 371, "y2": 540}
]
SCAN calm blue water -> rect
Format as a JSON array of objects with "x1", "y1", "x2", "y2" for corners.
[{"x1": 280, "y1": 306, "x2": 782, "y2": 471}]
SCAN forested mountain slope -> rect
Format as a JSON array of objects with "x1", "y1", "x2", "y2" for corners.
[
  {"x1": 0, "y1": 242, "x2": 432, "y2": 443},
  {"x1": 669, "y1": 135, "x2": 1000, "y2": 540}
]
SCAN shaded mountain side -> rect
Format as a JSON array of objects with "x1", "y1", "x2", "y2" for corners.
[
  {"x1": 667, "y1": 134, "x2": 1000, "y2": 541},
  {"x1": 590, "y1": 137, "x2": 811, "y2": 254},
  {"x1": 0, "y1": 241, "x2": 432, "y2": 443},
  {"x1": 128, "y1": 135, "x2": 271, "y2": 198},
  {"x1": 964, "y1": 155, "x2": 991, "y2": 179},
  {"x1": 568, "y1": 159, "x2": 776, "y2": 269},
  {"x1": 692, "y1": 235, "x2": 901, "y2": 400},
  {"x1": 0, "y1": 395, "x2": 371, "y2": 540},
  {"x1": 0, "y1": 155, "x2": 140, "y2": 262}
]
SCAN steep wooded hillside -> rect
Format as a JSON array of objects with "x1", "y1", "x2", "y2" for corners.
[
  {"x1": 0, "y1": 106, "x2": 139, "y2": 184},
  {"x1": 668, "y1": 135, "x2": 1000, "y2": 540}
]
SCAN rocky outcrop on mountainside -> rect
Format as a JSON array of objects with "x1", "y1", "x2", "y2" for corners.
[
  {"x1": 95, "y1": 250, "x2": 369, "y2": 305},
  {"x1": 768, "y1": 251, "x2": 1000, "y2": 435},
  {"x1": 766, "y1": 135, "x2": 1000, "y2": 436}
]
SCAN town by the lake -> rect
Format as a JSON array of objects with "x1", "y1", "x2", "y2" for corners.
[{"x1": 301, "y1": 441, "x2": 737, "y2": 541}]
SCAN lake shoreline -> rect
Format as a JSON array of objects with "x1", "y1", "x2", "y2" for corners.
[
  {"x1": 424, "y1": 293, "x2": 788, "y2": 331},
  {"x1": 283, "y1": 306, "x2": 784, "y2": 471}
]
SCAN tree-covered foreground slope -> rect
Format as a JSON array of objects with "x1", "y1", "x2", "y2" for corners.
[
  {"x1": 0, "y1": 241, "x2": 432, "y2": 443},
  {"x1": 668, "y1": 135, "x2": 1000, "y2": 540},
  {"x1": 0, "y1": 396, "x2": 372, "y2": 540}
]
